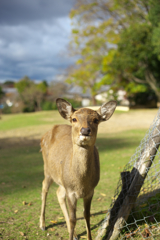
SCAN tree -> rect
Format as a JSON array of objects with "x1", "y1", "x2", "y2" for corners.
[
  {"x1": 68, "y1": 0, "x2": 121, "y2": 105},
  {"x1": 102, "y1": 0, "x2": 160, "y2": 104},
  {"x1": 69, "y1": 0, "x2": 160, "y2": 105},
  {"x1": 48, "y1": 81, "x2": 69, "y2": 101},
  {"x1": 15, "y1": 76, "x2": 47, "y2": 112},
  {"x1": 66, "y1": 61, "x2": 104, "y2": 106},
  {"x1": 15, "y1": 76, "x2": 31, "y2": 93},
  {"x1": 0, "y1": 86, "x2": 4, "y2": 117},
  {"x1": 105, "y1": 25, "x2": 160, "y2": 103},
  {"x1": 0, "y1": 86, "x2": 4, "y2": 99}
]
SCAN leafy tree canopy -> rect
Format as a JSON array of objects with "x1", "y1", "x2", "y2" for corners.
[
  {"x1": 0, "y1": 86, "x2": 4, "y2": 98},
  {"x1": 103, "y1": 0, "x2": 160, "y2": 101},
  {"x1": 68, "y1": 0, "x2": 122, "y2": 104},
  {"x1": 69, "y1": 0, "x2": 160, "y2": 103},
  {"x1": 15, "y1": 76, "x2": 32, "y2": 93}
]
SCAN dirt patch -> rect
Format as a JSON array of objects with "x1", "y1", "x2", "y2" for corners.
[{"x1": 98, "y1": 109, "x2": 157, "y2": 134}]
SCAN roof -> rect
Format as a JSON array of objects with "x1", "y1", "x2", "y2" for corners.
[{"x1": 67, "y1": 85, "x2": 110, "y2": 98}]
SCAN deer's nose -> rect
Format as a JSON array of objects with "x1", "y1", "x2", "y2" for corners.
[{"x1": 80, "y1": 127, "x2": 91, "y2": 136}]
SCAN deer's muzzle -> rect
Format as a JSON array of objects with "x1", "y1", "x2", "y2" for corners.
[{"x1": 80, "y1": 127, "x2": 91, "y2": 136}]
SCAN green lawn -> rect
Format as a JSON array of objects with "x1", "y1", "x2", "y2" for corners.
[
  {"x1": 0, "y1": 110, "x2": 155, "y2": 239},
  {"x1": 0, "y1": 111, "x2": 64, "y2": 131}
]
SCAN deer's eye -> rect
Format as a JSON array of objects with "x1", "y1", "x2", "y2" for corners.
[
  {"x1": 93, "y1": 118, "x2": 99, "y2": 124},
  {"x1": 72, "y1": 118, "x2": 77, "y2": 122}
]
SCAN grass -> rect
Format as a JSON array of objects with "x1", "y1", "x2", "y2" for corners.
[
  {"x1": 0, "y1": 111, "x2": 64, "y2": 131},
  {"x1": 0, "y1": 109, "x2": 158, "y2": 239}
]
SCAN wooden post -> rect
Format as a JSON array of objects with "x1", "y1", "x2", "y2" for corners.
[
  {"x1": 95, "y1": 172, "x2": 132, "y2": 240},
  {"x1": 96, "y1": 121, "x2": 160, "y2": 240}
]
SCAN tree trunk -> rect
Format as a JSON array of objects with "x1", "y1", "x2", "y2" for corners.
[
  {"x1": 91, "y1": 95, "x2": 97, "y2": 106},
  {"x1": 145, "y1": 70, "x2": 160, "y2": 107},
  {"x1": 156, "y1": 93, "x2": 160, "y2": 108}
]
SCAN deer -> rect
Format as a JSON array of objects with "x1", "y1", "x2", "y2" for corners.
[{"x1": 40, "y1": 98, "x2": 117, "y2": 240}]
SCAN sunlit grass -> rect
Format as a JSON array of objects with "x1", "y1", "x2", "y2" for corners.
[{"x1": 0, "y1": 110, "x2": 65, "y2": 131}]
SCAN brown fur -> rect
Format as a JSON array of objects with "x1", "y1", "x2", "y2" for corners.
[{"x1": 40, "y1": 98, "x2": 117, "y2": 240}]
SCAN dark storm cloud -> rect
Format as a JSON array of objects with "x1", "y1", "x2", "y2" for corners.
[
  {"x1": 0, "y1": 0, "x2": 75, "y2": 82},
  {"x1": 0, "y1": 0, "x2": 75, "y2": 25}
]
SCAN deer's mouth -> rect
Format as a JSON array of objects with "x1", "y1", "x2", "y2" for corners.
[
  {"x1": 79, "y1": 134, "x2": 92, "y2": 146},
  {"x1": 79, "y1": 135, "x2": 91, "y2": 141}
]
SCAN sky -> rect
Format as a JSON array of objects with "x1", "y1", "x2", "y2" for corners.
[{"x1": 0, "y1": 0, "x2": 76, "y2": 83}]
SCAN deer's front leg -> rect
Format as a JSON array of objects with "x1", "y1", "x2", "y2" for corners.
[
  {"x1": 83, "y1": 192, "x2": 94, "y2": 240},
  {"x1": 67, "y1": 193, "x2": 78, "y2": 240},
  {"x1": 57, "y1": 186, "x2": 70, "y2": 233}
]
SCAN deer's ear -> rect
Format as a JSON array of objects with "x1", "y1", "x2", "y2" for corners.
[
  {"x1": 56, "y1": 98, "x2": 76, "y2": 120},
  {"x1": 97, "y1": 101, "x2": 117, "y2": 121}
]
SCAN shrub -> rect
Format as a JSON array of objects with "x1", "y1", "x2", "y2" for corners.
[
  {"x1": 2, "y1": 105, "x2": 12, "y2": 114},
  {"x1": 41, "y1": 101, "x2": 58, "y2": 111},
  {"x1": 64, "y1": 98, "x2": 81, "y2": 108}
]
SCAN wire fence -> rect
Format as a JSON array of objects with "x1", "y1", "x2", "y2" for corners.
[{"x1": 96, "y1": 109, "x2": 160, "y2": 240}]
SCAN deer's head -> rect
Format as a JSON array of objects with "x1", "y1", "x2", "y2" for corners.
[{"x1": 56, "y1": 98, "x2": 117, "y2": 147}]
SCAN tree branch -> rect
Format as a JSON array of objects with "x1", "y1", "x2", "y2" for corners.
[
  {"x1": 124, "y1": 73, "x2": 146, "y2": 84},
  {"x1": 132, "y1": 76, "x2": 146, "y2": 84},
  {"x1": 145, "y1": 70, "x2": 158, "y2": 93}
]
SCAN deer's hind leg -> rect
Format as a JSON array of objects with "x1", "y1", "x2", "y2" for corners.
[{"x1": 40, "y1": 175, "x2": 53, "y2": 230}]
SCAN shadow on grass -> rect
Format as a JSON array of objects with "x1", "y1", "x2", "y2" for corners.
[
  {"x1": 0, "y1": 136, "x2": 41, "y2": 149},
  {"x1": 96, "y1": 136, "x2": 141, "y2": 152},
  {"x1": 77, "y1": 211, "x2": 106, "y2": 239},
  {"x1": 46, "y1": 210, "x2": 106, "y2": 238}
]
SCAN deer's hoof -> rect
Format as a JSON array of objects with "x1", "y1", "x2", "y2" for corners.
[{"x1": 40, "y1": 226, "x2": 45, "y2": 231}]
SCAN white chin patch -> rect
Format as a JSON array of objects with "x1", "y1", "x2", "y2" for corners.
[{"x1": 79, "y1": 135, "x2": 90, "y2": 142}]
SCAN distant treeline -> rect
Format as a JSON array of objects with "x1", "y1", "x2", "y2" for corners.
[{"x1": 0, "y1": 76, "x2": 81, "y2": 114}]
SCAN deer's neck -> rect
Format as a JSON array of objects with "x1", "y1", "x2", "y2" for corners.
[{"x1": 72, "y1": 145, "x2": 94, "y2": 176}]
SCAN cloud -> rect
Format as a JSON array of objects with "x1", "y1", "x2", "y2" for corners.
[
  {"x1": 0, "y1": 0, "x2": 75, "y2": 82},
  {"x1": 0, "y1": 0, "x2": 75, "y2": 25}
]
